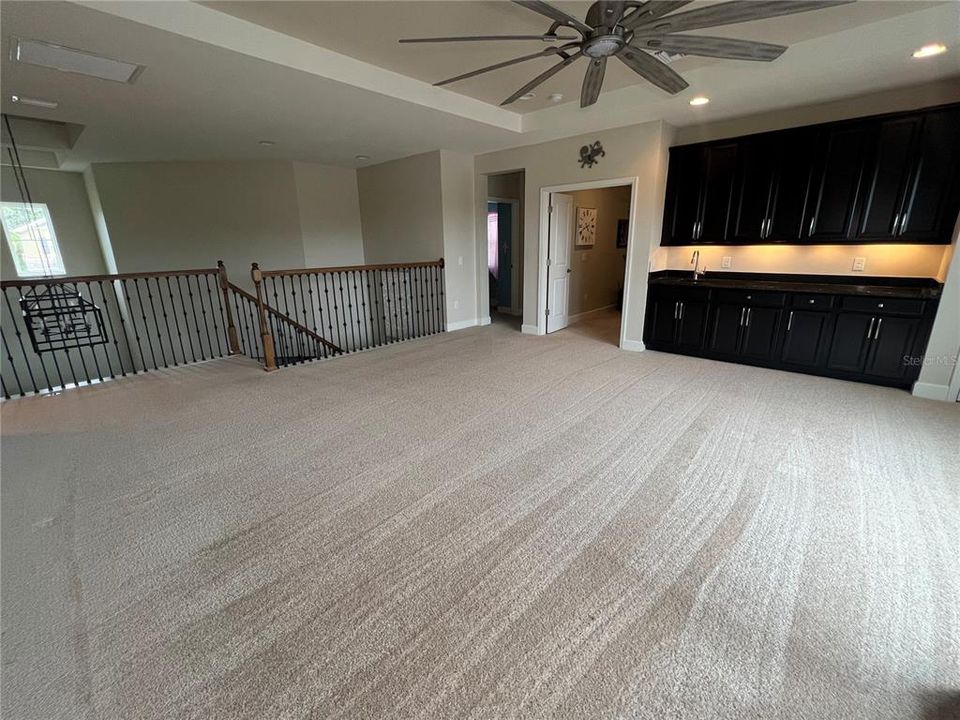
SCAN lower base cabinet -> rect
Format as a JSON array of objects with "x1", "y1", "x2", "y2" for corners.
[{"x1": 644, "y1": 281, "x2": 937, "y2": 389}]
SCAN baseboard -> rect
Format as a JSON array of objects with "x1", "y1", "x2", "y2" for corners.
[
  {"x1": 620, "y1": 339, "x2": 645, "y2": 352},
  {"x1": 568, "y1": 304, "x2": 616, "y2": 323},
  {"x1": 521, "y1": 324, "x2": 541, "y2": 335},
  {"x1": 911, "y1": 382, "x2": 951, "y2": 401},
  {"x1": 447, "y1": 318, "x2": 479, "y2": 332},
  {"x1": 479, "y1": 316, "x2": 491, "y2": 326}
]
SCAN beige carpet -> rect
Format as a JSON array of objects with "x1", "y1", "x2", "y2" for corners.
[{"x1": 2, "y1": 311, "x2": 959, "y2": 720}]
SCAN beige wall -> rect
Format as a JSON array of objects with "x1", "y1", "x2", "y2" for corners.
[
  {"x1": 88, "y1": 160, "x2": 365, "y2": 289},
  {"x1": 476, "y1": 120, "x2": 671, "y2": 346},
  {"x1": 915, "y1": 217, "x2": 960, "y2": 399},
  {"x1": 565, "y1": 185, "x2": 630, "y2": 317},
  {"x1": 439, "y1": 150, "x2": 478, "y2": 326},
  {"x1": 1, "y1": 167, "x2": 105, "y2": 281},
  {"x1": 358, "y1": 151, "x2": 444, "y2": 265},
  {"x1": 293, "y1": 161, "x2": 364, "y2": 268}
]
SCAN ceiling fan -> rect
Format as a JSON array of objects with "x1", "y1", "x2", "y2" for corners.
[{"x1": 400, "y1": 0, "x2": 853, "y2": 108}]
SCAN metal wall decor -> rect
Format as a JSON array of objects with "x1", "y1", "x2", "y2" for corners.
[
  {"x1": 579, "y1": 141, "x2": 605, "y2": 168},
  {"x1": 19, "y1": 284, "x2": 108, "y2": 354}
]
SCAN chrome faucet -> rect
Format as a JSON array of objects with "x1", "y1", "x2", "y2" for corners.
[{"x1": 691, "y1": 250, "x2": 705, "y2": 281}]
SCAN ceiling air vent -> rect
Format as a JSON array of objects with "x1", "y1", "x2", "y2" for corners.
[{"x1": 12, "y1": 38, "x2": 144, "y2": 84}]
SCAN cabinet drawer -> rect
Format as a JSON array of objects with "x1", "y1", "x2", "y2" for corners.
[
  {"x1": 649, "y1": 284, "x2": 710, "y2": 302},
  {"x1": 715, "y1": 290, "x2": 786, "y2": 307},
  {"x1": 790, "y1": 293, "x2": 835, "y2": 309},
  {"x1": 840, "y1": 296, "x2": 925, "y2": 315}
]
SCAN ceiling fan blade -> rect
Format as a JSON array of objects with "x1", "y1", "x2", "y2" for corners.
[
  {"x1": 580, "y1": 56, "x2": 608, "y2": 108},
  {"x1": 400, "y1": 34, "x2": 576, "y2": 43},
  {"x1": 502, "y1": 51, "x2": 583, "y2": 105},
  {"x1": 621, "y1": 1, "x2": 695, "y2": 30},
  {"x1": 630, "y1": 1, "x2": 854, "y2": 34},
  {"x1": 513, "y1": 1, "x2": 592, "y2": 34},
  {"x1": 618, "y1": 46, "x2": 689, "y2": 94},
  {"x1": 434, "y1": 47, "x2": 563, "y2": 86},
  {"x1": 636, "y1": 34, "x2": 787, "y2": 61}
]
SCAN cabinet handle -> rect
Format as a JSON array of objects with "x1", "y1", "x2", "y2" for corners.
[
  {"x1": 873, "y1": 317, "x2": 883, "y2": 340},
  {"x1": 787, "y1": 311, "x2": 794, "y2": 332},
  {"x1": 808, "y1": 215, "x2": 817, "y2": 237},
  {"x1": 893, "y1": 213, "x2": 901, "y2": 235},
  {"x1": 867, "y1": 317, "x2": 875, "y2": 341},
  {"x1": 674, "y1": 301, "x2": 679, "y2": 320},
  {"x1": 679, "y1": 302, "x2": 685, "y2": 320},
  {"x1": 898, "y1": 213, "x2": 908, "y2": 235},
  {"x1": 746, "y1": 308, "x2": 752, "y2": 327},
  {"x1": 740, "y1": 307, "x2": 746, "y2": 327}
]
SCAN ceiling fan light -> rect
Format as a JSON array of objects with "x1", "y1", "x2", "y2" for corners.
[
  {"x1": 689, "y1": 96, "x2": 710, "y2": 106},
  {"x1": 912, "y1": 43, "x2": 947, "y2": 58}
]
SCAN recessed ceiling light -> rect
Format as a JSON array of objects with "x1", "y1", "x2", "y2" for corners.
[
  {"x1": 912, "y1": 43, "x2": 947, "y2": 58},
  {"x1": 258, "y1": 140, "x2": 276, "y2": 147},
  {"x1": 355, "y1": 154, "x2": 370, "y2": 161},
  {"x1": 689, "y1": 96, "x2": 710, "y2": 106},
  {"x1": 549, "y1": 93, "x2": 564, "y2": 103},
  {"x1": 10, "y1": 94, "x2": 58, "y2": 109},
  {"x1": 13, "y1": 38, "x2": 144, "y2": 83},
  {"x1": 519, "y1": 92, "x2": 536, "y2": 100}
]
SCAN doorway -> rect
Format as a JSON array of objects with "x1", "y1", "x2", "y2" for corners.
[
  {"x1": 487, "y1": 170, "x2": 524, "y2": 328},
  {"x1": 544, "y1": 181, "x2": 633, "y2": 347}
]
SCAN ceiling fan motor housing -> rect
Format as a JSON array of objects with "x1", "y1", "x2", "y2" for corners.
[{"x1": 582, "y1": 27, "x2": 630, "y2": 58}]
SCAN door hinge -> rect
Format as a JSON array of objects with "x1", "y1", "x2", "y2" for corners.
[{"x1": 548, "y1": 204, "x2": 554, "y2": 214}]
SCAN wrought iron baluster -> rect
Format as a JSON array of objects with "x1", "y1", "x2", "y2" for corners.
[
  {"x1": 205, "y1": 273, "x2": 226, "y2": 357},
  {"x1": 98, "y1": 281, "x2": 129, "y2": 376},
  {"x1": 162, "y1": 276, "x2": 186, "y2": 365},
  {"x1": 334, "y1": 272, "x2": 348, "y2": 352},
  {"x1": 439, "y1": 262, "x2": 447, "y2": 330},
  {"x1": 175, "y1": 275, "x2": 199, "y2": 363},
  {"x1": 122, "y1": 279, "x2": 148, "y2": 371},
  {"x1": 187, "y1": 275, "x2": 207, "y2": 360},
  {"x1": 0, "y1": 326, "x2": 24, "y2": 397},
  {"x1": 2, "y1": 287, "x2": 41, "y2": 393},
  {"x1": 81, "y1": 281, "x2": 114, "y2": 380},
  {"x1": 137, "y1": 278, "x2": 165, "y2": 368},
  {"x1": 350, "y1": 270, "x2": 363, "y2": 351}
]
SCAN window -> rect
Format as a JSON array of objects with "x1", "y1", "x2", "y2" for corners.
[{"x1": 1, "y1": 202, "x2": 65, "y2": 277}]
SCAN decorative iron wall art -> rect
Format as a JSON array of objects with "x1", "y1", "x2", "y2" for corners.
[
  {"x1": 579, "y1": 141, "x2": 605, "y2": 168},
  {"x1": 19, "y1": 284, "x2": 108, "y2": 354}
]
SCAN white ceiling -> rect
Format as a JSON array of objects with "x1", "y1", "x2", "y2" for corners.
[
  {"x1": 0, "y1": 1, "x2": 958, "y2": 170},
  {"x1": 203, "y1": 1, "x2": 942, "y2": 112}
]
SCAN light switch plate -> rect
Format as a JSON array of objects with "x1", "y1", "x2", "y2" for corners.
[
  {"x1": 852, "y1": 256, "x2": 866, "y2": 272},
  {"x1": 721, "y1": 256, "x2": 732, "y2": 269}
]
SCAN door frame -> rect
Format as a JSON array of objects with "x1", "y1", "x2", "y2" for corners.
[
  {"x1": 488, "y1": 196, "x2": 522, "y2": 315},
  {"x1": 537, "y1": 176, "x2": 639, "y2": 348}
]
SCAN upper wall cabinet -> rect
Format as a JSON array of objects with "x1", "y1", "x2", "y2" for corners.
[{"x1": 661, "y1": 104, "x2": 960, "y2": 247}]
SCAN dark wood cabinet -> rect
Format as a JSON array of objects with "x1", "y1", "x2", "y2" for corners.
[
  {"x1": 662, "y1": 143, "x2": 738, "y2": 245},
  {"x1": 661, "y1": 103, "x2": 960, "y2": 247},
  {"x1": 896, "y1": 108, "x2": 960, "y2": 243},
  {"x1": 780, "y1": 310, "x2": 830, "y2": 368},
  {"x1": 644, "y1": 276, "x2": 939, "y2": 390}
]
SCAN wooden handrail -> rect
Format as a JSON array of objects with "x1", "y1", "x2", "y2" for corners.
[
  {"x1": 0, "y1": 267, "x2": 219, "y2": 288},
  {"x1": 227, "y1": 281, "x2": 343, "y2": 355},
  {"x1": 259, "y1": 258, "x2": 444, "y2": 277}
]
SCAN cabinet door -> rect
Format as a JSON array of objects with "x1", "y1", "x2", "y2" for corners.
[
  {"x1": 865, "y1": 316, "x2": 920, "y2": 380},
  {"x1": 698, "y1": 143, "x2": 738, "y2": 243},
  {"x1": 676, "y1": 300, "x2": 709, "y2": 350},
  {"x1": 766, "y1": 129, "x2": 816, "y2": 242},
  {"x1": 826, "y1": 313, "x2": 874, "y2": 372},
  {"x1": 708, "y1": 303, "x2": 744, "y2": 356},
  {"x1": 898, "y1": 108, "x2": 960, "y2": 243},
  {"x1": 662, "y1": 146, "x2": 703, "y2": 246},
  {"x1": 780, "y1": 310, "x2": 830, "y2": 367},
  {"x1": 739, "y1": 306, "x2": 782, "y2": 361},
  {"x1": 855, "y1": 116, "x2": 921, "y2": 241},
  {"x1": 804, "y1": 124, "x2": 872, "y2": 242},
  {"x1": 647, "y1": 297, "x2": 679, "y2": 345},
  {"x1": 730, "y1": 138, "x2": 775, "y2": 243}
]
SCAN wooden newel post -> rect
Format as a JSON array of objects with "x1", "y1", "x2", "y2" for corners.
[
  {"x1": 217, "y1": 260, "x2": 241, "y2": 355},
  {"x1": 251, "y1": 263, "x2": 277, "y2": 372}
]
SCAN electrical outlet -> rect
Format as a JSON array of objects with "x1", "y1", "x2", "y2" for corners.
[
  {"x1": 852, "y1": 256, "x2": 866, "y2": 272},
  {"x1": 453, "y1": 299, "x2": 459, "y2": 310},
  {"x1": 457, "y1": 256, "x2": 463, "y2": 266},
  {"x1": 721, "y1": 256, "x2": 732, "y2": 269}
]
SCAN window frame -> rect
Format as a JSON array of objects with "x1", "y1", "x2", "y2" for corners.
[{"x1": 0, "y1": 201, "x2": 66, "y2": 278}]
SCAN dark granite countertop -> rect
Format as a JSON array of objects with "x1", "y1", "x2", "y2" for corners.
[{"x1": 648, "y1": 272, "x2": 942, "y2": 300}]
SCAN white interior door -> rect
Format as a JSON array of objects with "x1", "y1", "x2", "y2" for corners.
[{"x1": 547, "y1": 192, "x2": 573, "y2": 333}]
